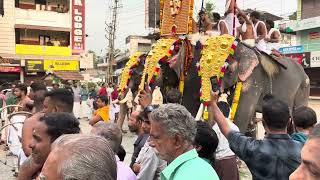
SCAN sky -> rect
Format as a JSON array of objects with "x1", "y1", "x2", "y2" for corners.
[{"x1": 86, "y1": 0, "x2": 297, "y2": 55}]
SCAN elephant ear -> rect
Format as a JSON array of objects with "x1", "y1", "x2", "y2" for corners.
[{"x1": 236, "y1": 44, "x2": 259, "y2": 82}]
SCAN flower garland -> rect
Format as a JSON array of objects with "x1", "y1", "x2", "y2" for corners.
[
  {"x1": 230, "y1": 81, "x2": 243, "y2": 121},
  {"x1": 170, "y1": 0, "x2": 182, "y2": 17},
  {"x1": 196, "y1": 35, "x2": 238, "y2": 120},
  {"x1": 118, "y1": 52, "x2": 143, "y2": 93}
]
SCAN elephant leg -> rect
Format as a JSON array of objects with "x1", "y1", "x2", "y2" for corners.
[
  {"x1": 117, "y1": 103, "x2": 128, "y2": 131},
  {"x1": 234, "y1": 86, "x2": 261, "y2": 133}
]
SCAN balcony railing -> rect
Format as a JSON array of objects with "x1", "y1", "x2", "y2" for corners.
[
  {"x1": 16, "y1": 44, "x2": 71, "y2": 56},
  {"x1": 15, "y1": 8, "x2": 70, "y2": 29}
]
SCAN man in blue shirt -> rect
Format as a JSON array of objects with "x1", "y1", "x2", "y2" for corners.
[{"x1": 210, "y1": 93, "x2": 303, "y2": 180}]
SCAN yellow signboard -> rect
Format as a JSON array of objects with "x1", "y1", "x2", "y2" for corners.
[
  {"x1": 44, "y1": 60, "x2": 79, "y2": 71},
  {"x1": 16, "y1": 44, "x2": 71, "y2": 56}
]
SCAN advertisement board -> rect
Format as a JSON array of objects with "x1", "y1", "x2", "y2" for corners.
[{"x1": 71, "y1": 0, "x2": 85, "y2": 55}]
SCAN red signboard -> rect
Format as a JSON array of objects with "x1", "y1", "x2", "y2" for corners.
[
  {"x1": 0, "y1": 66, "x2": 21, "y2": 73},
  {"x1": 71, "y1": 0, "x2": 85, "y2": 55},
  {"x1": 284, "y1": 52, "x2": 311, "y2": 68}
]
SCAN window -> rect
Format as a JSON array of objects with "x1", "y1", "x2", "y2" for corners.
[{"x1": 39, "y1": 35, "x2": 50, "y2": 45}]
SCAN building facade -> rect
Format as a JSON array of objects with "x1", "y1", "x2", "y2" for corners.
[
  {"x1": 0, "y1": 0, "x2": 85, "y2": 85},
  {"x1": 281, "y1": 0, "x2": 320, "y2": 96}
]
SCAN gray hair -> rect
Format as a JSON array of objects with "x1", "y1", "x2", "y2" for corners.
[
  {"x1": 150, "y1": 103, "x2": 196, "y2": 143},
  {"x1": 53, "y1": 134, "x2": 117, "y2": 180},
  {"x1": 92, "y1": 121, "x2": 122, "y2": 153}
]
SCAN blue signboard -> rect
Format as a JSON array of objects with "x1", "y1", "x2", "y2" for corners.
[{"x1": 279, "y1": 46, "x2": 304, "y2": 54}]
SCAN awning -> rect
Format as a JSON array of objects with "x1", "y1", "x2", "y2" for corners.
[{"x1": 46, "y1": 71, "x2": 84, "y2": 80}]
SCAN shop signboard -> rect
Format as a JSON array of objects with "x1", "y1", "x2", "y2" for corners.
[
  {"x1": 26, "y1": 60, "x2": 44, "y2": 72},
  {"x1": 44, "y1": 60, "x2": 79, "y2": 71},
  {"x1": 0, "y1": 66, "x2": 21, "y2": 73},
  {"x1": 0, "y1": 56, "x2": 20, "y2": 65},
  {"x1": 279, "y1": 45, "x2": 304, "y2": 54},
  {"x1": 71, "y1": 0, "x2": 85, "y2": 55},
  {"x1": 310, "y1": 51, "x2": 320, "y2": 68},
  {"x1": 284, "y1": 52, "x2": 310, "y2": 68}
]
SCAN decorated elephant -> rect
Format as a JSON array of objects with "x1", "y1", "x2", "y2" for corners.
[{"x1": 222, "y1": 42, "x2": 310, "y2": 132}]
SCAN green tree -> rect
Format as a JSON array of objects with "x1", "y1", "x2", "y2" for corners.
[
  {"x1": 289, "y1": 12, "x2": 297, "y2": 20},
  {"x1": 205, "y1": 2, "x2": 215, "y2": 19}
]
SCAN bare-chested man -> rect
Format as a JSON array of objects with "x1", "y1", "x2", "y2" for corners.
[
  {"x1": 212, "y1": 12, "x2": 229, "y2": 35},
  {"x1": 250, "y1": 11, "x2": 267, "y2": 52},
  {"x1": 225, "y1": 0, "x2": 240, "y2": 36},
  {"x1": 265, "y1": 19, "x2": 281, "y2": 52},
  {"x1": 21, "y1": 82, "x2": 47, "y2": 157},
  {"x1": 13, "y1": 84, "x2": 32, "y2": 112},
  {"x1": 236, "y1": 8, "x2": 255, "y2": 47},
  {"x1": 198, "y1": 10, "x2": 213, "y2": 34}
]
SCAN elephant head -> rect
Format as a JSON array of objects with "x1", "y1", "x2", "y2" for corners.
[{"x1": 221, "y1": 42, "x2": 294, "y2": 132}]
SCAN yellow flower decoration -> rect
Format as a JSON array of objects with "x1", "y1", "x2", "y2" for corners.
[
  {"x1": 118, "y1": 52, "x2": 143, "y2": 92},
  {"x1": 199, "y1": 34, "x2": 235, "y2": 102},
  {"x1": 231, "y1": 81, "x2": 243, "y2": 121}
]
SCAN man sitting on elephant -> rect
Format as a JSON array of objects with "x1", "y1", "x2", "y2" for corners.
[{"x1": 211, "y1": 92, "x2": 303, "y2": 180}]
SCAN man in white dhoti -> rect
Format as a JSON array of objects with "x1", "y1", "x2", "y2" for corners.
[
  {"x1": 250, "y1": 11, "x2": 268, "y2": 52},
  {"x1": 213, "y1": 12, "x2": 230, "y2": 35},
  {"x1": 236, "y1": 7, "x2": 255, "y2": 47},
  {"x1": 265, "y1": 19, "x2": 281, "y2": 52},
  {"x1": 225, "y1": 0, "x2": 240, "y2": 36}
]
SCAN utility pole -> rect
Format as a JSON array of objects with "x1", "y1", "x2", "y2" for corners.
[{"x1": 106, "y1": 0, "x2": 121, "y2": 83}]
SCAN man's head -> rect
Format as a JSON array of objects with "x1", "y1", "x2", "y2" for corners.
[
  {"x1": 29, "y1": 82, "x2": 47, "y2": 100},
  {"x1": 96, "y1": 96, "x2": 108, "y2": 108},
  {"x1": 40, "y1": 134, "x2": 117, "y2": 180},
  {"x1": 43, "y1": 89, "x2": 74, "y2": 113},
  {"x1": 165, "y1": 89, "x2": 182, "y2": 104},
  {"x1": 290, "y1": 124, "x2": 320, "y2": 180},
  {"x1": 237, "y1": 12, "x2": 246, "y2": 25},
  {"x1": 217, "y1": 101, "x2": 230, "y2": 118},
  {"x1": 141, "y1": 105, "x2": 159, "y2": 134},
  {"x1": 14, "y1": 83, "x2": 27, "y2": 98},
  {"x1": 265, "y1": 19, "x2": 274, "y2": 30},
  {"x1": 212, "y1": 12, "x2": 221, "y2": 23},
  {"x1": 11, "y1": 83, "x2": 16, "y2": 91},
  {"x1": 149, "y1": 104, "x2": 196, "y2": 163},
  {"x1": 128, "y1": 111, "x2": 143, "y2": 134},
  {"x1": 52, "y1": 83, "x2": 60, "y2": 90},
  {"x1": 250, "y1": 11, "x2": 261, "y2": 23},
  {"x1": 91, "y1": 121, "x2": 122, "y2": 153},
  {"x1": 29, "y1": 112, "x2": 80, "y2": 165},
  {"x1": 262, "y1": 94, "x2": 290, "y2": 132},
  {"x1": 101, "y1": 83, "x2": 106, "y2": 87},
  {"x1": 293, "y1": 106, "x2": 317, "y2": 132},
  {"x1": 199, "y1": 10, "x2": 206, "y2": 21},
  {"x1": 73, "y1": 83, "x2": 77, "y2": 88},
  {"x1": 194, "y1": 121, "x2": 219, "y2": 162}
]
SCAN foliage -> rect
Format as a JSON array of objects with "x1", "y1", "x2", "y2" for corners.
[
  {"x1": 205, "y1": 2, "x2": 215, "y2": 20},
  {"x1": 289, "y1": 12, "x2": 297, "y2": 20}
]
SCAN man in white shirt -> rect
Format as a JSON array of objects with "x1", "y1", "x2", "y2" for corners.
[
  {"x1": 211, "y1": 101, "x2": 240, "y2": 180},
  {"x1": 265, "y1": 19, "x2": 281, "y2": 53}
]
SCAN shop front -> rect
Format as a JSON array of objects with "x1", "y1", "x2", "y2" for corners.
[
  {"x1": 0, "y1": 57, "x2": 21, "y2": 86},
  {"x1": 24, "y1": 59, "x2": 82, "y2": 84}
]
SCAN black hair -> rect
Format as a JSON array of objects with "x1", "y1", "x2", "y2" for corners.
[
  {"x1": 194, "y1": 121, "x2": 219, "y2": 163},
  {"x1": 198, "y1": 10, "x2": 205, "y2": 16},
  {"x1": 293, "y1": 106, "x2": 317, "y2": 129},
  {"x1": 30, "y1": 82, "x2": 47, "y2": 92},
  {"x1": 40, "y1": 112, "x2": 80, "y2": 142},
  {"x1": 45, "y1": 89, "x2": 74, "y2": 113},
  {"x1": 165, "y1": 89, "x2": 182, "y2": 104},
  {"x1": 117, "y1": 145, "x2": 126, "y2": 161},
  {"x1": 217, "y1": 101, "x2": 230, "y2": 118},
  {"x1": 266, "y1": 19, "x2": 274, "y2": 28},
  {"x1": 212, "y1": 12, "x2": 221, "y2": 20},
  {"x1": 262, "y1": 94, "x2": 290, "y2": 130},
  {"x1": 15, "y1": 83, "x2": 28, "y2": 95},
  {"x1": 97, "y1": 96, "x2": 109, "y2": 105},
  {"x1": 250, "y1": 11, "x2": 261, "y2": 19}
]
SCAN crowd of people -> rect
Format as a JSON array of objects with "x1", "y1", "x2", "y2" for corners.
[{"x1": 0, "y1": 80, "x2": 317, "y2": 180}]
